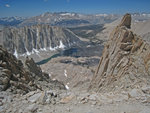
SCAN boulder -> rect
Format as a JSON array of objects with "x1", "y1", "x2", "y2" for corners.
[
  {"x1": 28, "y1": 92, "x2": 42, "y2": 103},
  {"x1": 60, "y1": 95, "x2": 74, "y2": 104}
]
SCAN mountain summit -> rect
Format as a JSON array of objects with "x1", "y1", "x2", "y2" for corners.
[
  {"x1": 119, "y1": 13, "x2": 131, "y2": 28},
  {"x1": 89, "y1": 13, "x2": 150, "y2": 92}
]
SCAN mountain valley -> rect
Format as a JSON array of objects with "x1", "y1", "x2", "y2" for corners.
[{"x1": 0, "y1": 12, "x2": 150, "y2": 113}]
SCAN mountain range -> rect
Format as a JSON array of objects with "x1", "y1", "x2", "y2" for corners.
[
  {"x1": 1, "y1": 13, "x2": 150, "y2": 113},
  {"x1": 0, "y1": 12, "x2": 120, "y2": 27},
  {"x1": 0, "y1": 12, "x2": 150, "y2": 58},
  {"x1": 0, "y1": 16, "x2": 26, "y2": 26},
  {"x1": 0, "y1": 12, "x2": 150, "y2": 28},
  {"x1": 0, "y1": 24, "x2": 82, "y2": 57}
]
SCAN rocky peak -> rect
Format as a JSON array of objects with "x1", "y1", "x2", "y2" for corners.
[
  {"x1": 0, "y1": 45, "x2": 65, "y2": 94},
  {"x1": 89, "y1": 14, "x2": 150, "y2": 92},
  {"x1": 25, "y1": 57, "x2": 42, "y2": 77},
  {"x1": 0, "y1": 24, "x2": 81, "y2": 55},
  {"x1": 119, "y1": 13, "x2": 131, "y2": 29}
]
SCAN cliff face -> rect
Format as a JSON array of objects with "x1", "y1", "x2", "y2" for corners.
[
  {"x1": 0, "y1": 24, "x2": 81, "y2": 55},
  {"x1": 90, "y1": 14, "x2": 150, "y2": 92},
  {"x1": 0, "y1": 45, "x2": 65, "y2": 94}
]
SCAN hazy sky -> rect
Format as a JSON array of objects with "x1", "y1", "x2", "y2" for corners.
[{"x1": 0, "y1": 0, "x2": 150, "y2": 17}]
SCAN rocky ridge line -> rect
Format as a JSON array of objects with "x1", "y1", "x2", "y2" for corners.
[
  {"x1": 89, "y1": 13, "x2": 150, "y2": 92},
  {"x1": 0, "y1": 24, "x2": 81, "y2": 56},
  {"x1": 0, "y1": 45, "x2": 65, "y2": 94}
]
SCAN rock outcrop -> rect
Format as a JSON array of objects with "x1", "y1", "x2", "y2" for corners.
[
  {"x1": 0, "y1": 45, "x2": 65, "y2": 94},
  {"x1": 89, "y1": 14, "x2": 150, "y2": 92},
  {"x1": 119, "y1": 13, "x2": 131, "y2": 28},
  {"x1": 0, "y1": 24, "x2": 81, "y2": 55}
]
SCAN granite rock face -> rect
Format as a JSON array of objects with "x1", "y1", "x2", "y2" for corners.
[
  {"x1": 0, "y1": 24, "x2": 81, "y2": 55},
  {"x1": 119, "y1": 13, "x2": 131, "y2": 29},
  {"x1": 89, "y1": 14, "x2": 150, "y2": 92},
  {"x1": 0, "y1": 45, "x2": 65, "y2": 94}
]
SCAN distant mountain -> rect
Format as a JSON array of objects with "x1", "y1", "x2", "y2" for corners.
[
  {"x1": 0, "y1": 12, "x2": 121, "y2": 27},
  {"x1": 132, "y1": 19, "x2": 150, "y2": 44},
  {"x1": 0, "y1": 16, "x2": 26, "y2": 26},
  {"x1": 132, "y1": 13, "x2": 150, "y2": 22},
  {"x1": 0, "y1": 24, "x2": 82, "y2": 57},
  {"x1": 0, "y1": 12, "x2": 150, "y2": 27},
  {"x1": 93, "y1": 13, "x2": 150, "y2": 45},
  {"x1": 19, "y1": 12, "x2": 120, "y2": 27}
]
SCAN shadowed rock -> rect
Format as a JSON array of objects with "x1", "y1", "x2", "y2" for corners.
[
  {"x1": 0, "y1": 25, "x2": 81, "y2": 54},
  {"x1": 119, "y1": 13, "x2": 131, "y2": 29},
  {"x1": 0, "y1": 46, "x2": 65, "y2": 94}
]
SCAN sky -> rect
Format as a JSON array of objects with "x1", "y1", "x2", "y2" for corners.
[{"x1": 0, "y1": 0, "x2": 150, "y2": 17}]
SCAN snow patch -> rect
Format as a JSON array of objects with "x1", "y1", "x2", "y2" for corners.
[
  {"x1": 60, "y1": 13, "x2": 75, "y2": 16},
  {"x1": 96, "y1": 14, "x2": 108, "y2": 17},
  {"x1": 54, "y1": 18, "x2": 57, "y2": 22},
  {"x1": 49, "y1": 40, "x2": 65, "y2": 51},
  {"x1": 36, "y1": 28, "x2": 39, "y2": 37},
  {"x1": 13, "y1": 49, "x2": 18, "y2": 58},
  {"x1": 26, "y1": 51, "x2": 31, "y2": 56},
  {"x1": 32, "y1": 48, "x2": 41, "y2": 57},
  {"x1": 52, "y1": 78, "x2": 56, "y2": 81},
  {"x1": 78, "y1": 14, "x2": 84, "y2": 18},
  {"x1": 49, "y1": 74, "x2": 51, "y2": 77},
  {"x1": 47, "y1": 18, "x2": 50, "y2": 21},
  {"x1": 40, "y1": 48, "x2": 47, "y2": 51},
  {"x1": 59, "y1": 40, "x2": 65, "y2": 49},
  {"x1": 43, "y1": 48, "x2": 47, "y2": 51},
  {"x1": 142, "y1": 14, "x2": 147, "y2": 16},
  {"x1": 20, "y1": 54, "x2": 25, "y2": 57},
  {"x1": 38, "y1": 19, "x2": 41, "y2": 22},
  {"x1": 25, "y1": 47, "x2": 31, "y2": 56},
  {"x1": 64, "y1": 70, "x2": 67, "y2": 77},
  {"x1": 65, "y1": 85, "x2": 69, "y2": 90},
  {"x1": 32, "y1": 48, "x2": 40, "y2": 53},
  {"x1": 50, "y1": 46, "x2": 58, "y2": 51}
]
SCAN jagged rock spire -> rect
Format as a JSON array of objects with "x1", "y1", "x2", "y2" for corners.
[
  {"x1": 119, "y1": 13, "x2": 131, "y2": 28},
  {"x1": 89, "y1": 13, "x2": 150, "y2": 92}
]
